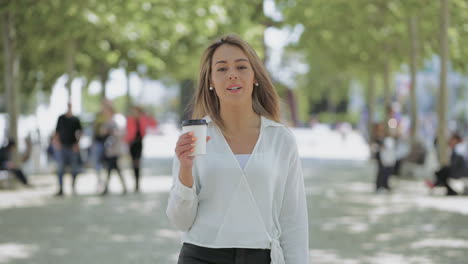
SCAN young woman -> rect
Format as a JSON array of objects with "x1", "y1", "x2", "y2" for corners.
[
  {"x1": 167, "y1": 34, "x2": 309, "y2": 264},
  {"x1": 125, "y1": 105, "x2": 157, "y2": 192},
  {"x1": 101, "y1": 106, "x2": 127, "y2": 195}
]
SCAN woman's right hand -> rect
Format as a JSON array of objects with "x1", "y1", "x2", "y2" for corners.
[
  {"x1": 175, "y1": 132, "x2": 196, "y2": 168},
  {"x1": 175, "y1": 132, "x2": 211, "y2": 169}
]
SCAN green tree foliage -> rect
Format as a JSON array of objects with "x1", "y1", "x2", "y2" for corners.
[
  {"x1": 273, "y1": 0, "x2": 468, "y2": 132},
  {"x1": 277, "y1": 0, "x2": 417, "y2": 112},
  {"x1": 2, "y1": 0, "x2": 271, "y2": 102},
  {"x1": 6, "y1": 0, "x2": 467, "y2": 129}
]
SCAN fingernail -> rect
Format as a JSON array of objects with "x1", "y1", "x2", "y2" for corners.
[
  {"x1": 191, "y1": 148, "x2": 195, "y2": 152},
  {"x1": 191, "y1": 143, "x2": 195, "y2": 147},
  {"x1": 192, "y1": 137, "x2": 196, "y2": 141},
  {"x1": 189, "y1": 132, "x2": 194, "y2": 136}
]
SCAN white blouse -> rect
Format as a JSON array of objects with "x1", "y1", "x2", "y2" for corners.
[{"x1": 166, "y1": 116, "x2": 309, "y2": 264}]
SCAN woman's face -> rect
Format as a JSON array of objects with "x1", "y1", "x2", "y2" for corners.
[{"x1": 210, "y1": 44, "x2": 256, "y2": 107}]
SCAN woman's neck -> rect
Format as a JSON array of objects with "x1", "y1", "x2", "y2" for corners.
[{"x1": 220, "y1": 105, "x2": 260, "y2": 133}]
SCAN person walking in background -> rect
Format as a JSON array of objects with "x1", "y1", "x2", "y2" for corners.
[
  {"x1": 371, "y1": 123, "x2": 396, "y2": 193},
  {"x1": 54, "y1": 102, "x2": 82, "y2": 196},
  {"x1": 425, "y1": 132, "x2": 467, "y2": 196},
  {"x1": 166, "y1": 34, "x2": 309, "y2": 264},
  {"x1": 125, "y1": 105, "x2": 157, "y2": 192},
  {"x1": 461, "y1": 136, "x2": 468, "y2": 195},
  {"x1": 90, "y1": 106, "x2": 108, "y2": 192},
  {"x1": 0, "y1": 138, "x2": 32, "y2": 187},
  {"x1": 101, "y1": 105, "x2": 127, "y2": 195}
]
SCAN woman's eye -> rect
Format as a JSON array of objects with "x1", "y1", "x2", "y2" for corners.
[
  {"x1": 238, "y1": 66, "x2": 248, "y2": 70},
  {"x1": 217, "y1": 67, "x2": 227, "y2": 72}
]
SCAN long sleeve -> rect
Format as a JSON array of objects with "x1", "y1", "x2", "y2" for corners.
[
  {"x1": 279, "y1": 144, "x2": 309, "y2": 264},
  {"x1": 143, "y1": 114, "x2": 157, "y2": 128},
  {"x1": 166, "y1": 157, "x2": 199, "y2": 231}
]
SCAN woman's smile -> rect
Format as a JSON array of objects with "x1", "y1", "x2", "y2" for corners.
[{"x1": 227, "y1": 84, "x2": 242, "y2": 93}]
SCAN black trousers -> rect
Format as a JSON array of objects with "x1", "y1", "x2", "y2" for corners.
[
  {"x1": 376, "y1": 164, "x2": 392, "y2": 190},
  {"x1": 434, "y1": 166, "x2": 457, "y2": 195},
  {"x1": 129, "y1": 140, "x2": 143, "y2": 191},
  {"x1": 178, "y1": 243, "x2": 270, "y2": 264},
  {"x1": 129, "y1": 140, "x2": 143, "y2": 160}
]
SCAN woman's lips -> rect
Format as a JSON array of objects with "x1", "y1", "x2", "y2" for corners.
[{"x1": 227, "y1": 86, "x2": 242, "y2": 93}]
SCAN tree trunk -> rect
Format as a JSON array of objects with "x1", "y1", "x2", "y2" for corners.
[
  {"x1": 262, "y1": 30, "x2": 268, "y2": 65},
  {"x1": 125, "y1": 68, "x2": 132, "y2": 114},
  {"x1": 2, "y1": 10, "x2": 19, "y2": 163},
  {"x1": 100, "y1": 64, "x2": 108, "y2": 100},
  {"x1": 382, "y1": 62, "x2": 391, "y2": 131},
  {"x1": 65, "y1": 39, "x2": 76, "y2": 98},
  {"x1": 179, "y1": 79, "x2": 194, "y2": 122},
  {"x1": 13, "y1": 52, "x2": 20, "y2": 145},
  {"x1": 437, "y1": 0, "x2": 449, "y2": 166},
  {"x1": 367, "y1": 71, "x2": 376, "y2": 142},
  {"x1": 286, "y1": 88, "x2": 298, "y2": 126},
  {"x1": 408, "y1": 16, "x2": 419, "y2": 148}
]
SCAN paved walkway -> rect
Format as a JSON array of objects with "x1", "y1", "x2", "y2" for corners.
[{"x1": 1, "y1": 160, "x2": 467, "y2": 264}]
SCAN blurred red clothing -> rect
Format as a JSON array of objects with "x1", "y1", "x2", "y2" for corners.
[{"x1": 125, "y1": 115, "x2": 157, "y2": 143}]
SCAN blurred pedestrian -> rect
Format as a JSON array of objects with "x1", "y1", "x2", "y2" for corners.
[
  {"x1": 460, "y1": 136, "x2": 468, "y2": 195},
  {"x1": 371, "y1": 123, "x2": 396, "y2": 192},
  {"x1": 166, "y1": 34, "x2": 309, "y2": 264},
  {"x1": 125, "y1": 105, "x2": 157, "y2": 192},
  {"x1": 425, "y1": 132, "x2": 467, "y2": 196},
  {"x1": 392, "y1": 130, "x2": 405, "y2": 177},
  {"x1": 90, "y1": 106, "x2": 108, "y2": 192},
  {"x1": 101, "y1": 105, "x2": 127, "y2": 195},
  {"x1": 54, "y1": 102, "x2": 82, "y2": 196},
  {"x1": 0, "y1": 138, "x2": 31, "y2": 187}
]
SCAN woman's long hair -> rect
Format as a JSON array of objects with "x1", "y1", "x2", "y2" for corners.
[{"x1": 190, "y1": 34, "x2": 280, "y2": 132}]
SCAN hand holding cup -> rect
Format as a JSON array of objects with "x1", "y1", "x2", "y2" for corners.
[{"x1": 175, "y1": 119, "x2": 210, "y2": 169}]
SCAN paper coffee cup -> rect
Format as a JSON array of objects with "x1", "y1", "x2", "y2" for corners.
[{"x1": 182, "y1": 119, "x2": 208, "y2": 156}]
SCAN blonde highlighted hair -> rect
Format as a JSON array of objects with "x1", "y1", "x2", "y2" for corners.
[{"x1": 190, "y1": 34, "x2": 280, "y2": 131}]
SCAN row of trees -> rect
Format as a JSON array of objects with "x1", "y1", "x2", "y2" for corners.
[
  {"x1": 1, "y1": 0, "x2": 276, "y2": 161},
  {"x1": 2, "y1": 0, "x2": 468, "y2": 166},
  {"x1": 275, "y1": 0, "x2": 467, "y2": 165}
]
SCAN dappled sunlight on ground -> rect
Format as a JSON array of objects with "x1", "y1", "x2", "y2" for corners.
[
  {"x1": 306, "y1": 162, "x2": 468, "y2": 263},
  {"x1": 415, "y1": 196, "x2": 468, "y2": 215},
  {"x1": 365, "y1": 253, "x2": 434, "y2": 264},
  {"x1": 410, "y1": 238, "x2": 468, "y2": 249},
  {"x1": 0, "y1": 171, "x2": 180, "y2": 263},
  {"x1": 1, "y1": 160, "x2": 468, "y2": 263},
  {"x1": 156, "y1": 229, "x2": 181, "y2": 239},
  {"x1": 0, "y1": 243, "x2": 38, "y2": 263},
  {"x1": 309, "y1": 249, "x2": 360, "y2": 264},
  {"x1": 0, "y1": 181, "x2": 52, "y2": 210}
]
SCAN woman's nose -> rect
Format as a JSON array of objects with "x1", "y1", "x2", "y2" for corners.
[{"x1": 228, "y1": 70, "x2": 238, "y2": 80}]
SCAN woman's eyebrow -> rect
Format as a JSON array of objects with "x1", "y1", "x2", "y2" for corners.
[
  {"x1": 235, "y1": 58, "x2": 249, "y2": 63},
  {"x1": 214, "y1": 58, "x2": 249, "y2": 65}
]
